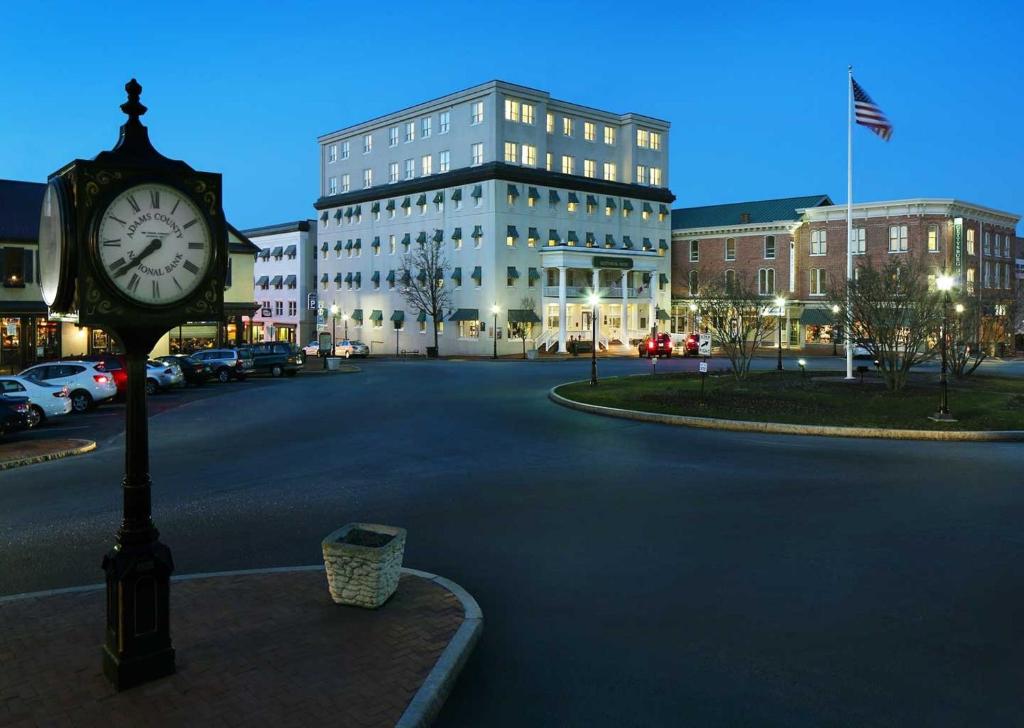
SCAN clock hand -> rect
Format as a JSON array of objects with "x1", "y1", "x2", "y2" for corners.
[{"x1": 113, "y1": 238, "x2": 162, "y2": 278}]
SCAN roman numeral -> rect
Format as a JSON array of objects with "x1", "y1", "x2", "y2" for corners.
[
  {"x1": 150, "y1": 189, "x2": 160, "y2": 209},
  {"x1": 127, "y1": 273, "x2": 140, "y2": 293},
  {"x1": 152, "y1": 280, "x2": 160, "y2": 299},
  {"x1": 126, "y1": 195, "x2": 141, "y2": 213},
  {"x1": 183, "y1": 260, "x2": 199, "y2": 274},
  {"x1": 108, "y1": 257, "x2": 127, "y2": 272},
  {"x1": 172, "y1": 276, "x2": 183, "y2": 291},
  {"x1": 183, "y1": 219, "x2": 197, "y2": 230},
  {"x1": 170, "y1": 199, "x2": 180, "y2": 215},
  {"x1": 102, "y1": 239, "x2": 121, "y2": 247},
  {"x1": 188, "y1": 242, "x2": 205, "y2": 250},
  {"x1": 109, "y1": 215, "x2": 127, "y2": 225}
]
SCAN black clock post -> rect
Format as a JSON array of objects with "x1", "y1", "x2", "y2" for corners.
[{"x1": 40, "y1": 80, "x2": 228, "y2": 691}]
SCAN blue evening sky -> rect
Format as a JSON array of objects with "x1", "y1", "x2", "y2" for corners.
[{"x1": 2, "y1": 1, "x2": 1021, "y2": 230}]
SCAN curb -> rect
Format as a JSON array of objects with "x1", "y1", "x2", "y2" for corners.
[
  {"x1": 302, "y1": 364, "x2": 361, "y2": 374},
  {"x1": 549, "y1": 384, "x2": 1024, "y2": 442},
  {"x1": 0, "y1": 438, "x2": 97, "y2": 471},
  {"x1": 0, "y1": 564, "x2": 482, "y2": 728}
]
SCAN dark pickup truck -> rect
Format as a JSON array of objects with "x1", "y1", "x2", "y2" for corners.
[{"x1": 240, "y1": 342, "x2": 302, "y2": 378}]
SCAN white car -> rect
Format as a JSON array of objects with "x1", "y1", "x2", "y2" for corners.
[
  {"x1": 852, "y1": 340, "x2": 873, "y2": 359},
  {"x1": 146, "y1": 360, "x2": 184, "y2": 394},
  {"x1": 19, "y1": 360, "x2": 119, "y2": 413},
  {"x1": 0, "y1": 375, "x2": 72, "y2": 428},
  {"x1": 303, "y1": 340, "x2": 322, "y2": 357},
  {"x1": 333, "y1": 339, "x2": 369, "y2": 358}
]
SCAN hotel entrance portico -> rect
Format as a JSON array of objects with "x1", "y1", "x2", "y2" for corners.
[{"x1": 538, "y1": 248, "x2": 667, "y2": 353}]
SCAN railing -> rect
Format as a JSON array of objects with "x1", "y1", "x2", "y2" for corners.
[
  {"x1": 535, "y1": 329, "x2": 560, "y2": 351},
  {"x1": 542, "y1": 286, "x2": 640, "y2": 298}
]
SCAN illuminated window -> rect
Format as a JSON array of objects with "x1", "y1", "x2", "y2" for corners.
[
  {"x1": 546, "y1": 152, "x2": 552, "y2": 171},
  {"x1": 439, "y1": 150, "x2": 450, "y2": 173},
  {"x1": 725, "y1": 238, "x2": 736, "y2": 261},
  {"x1": 603, "y1": 162, "x2": 617, "y2": 182},
  {"x1": 521, "y1": 103, "x2": 535, "y2": 125},
  {"x1": 636, "y1": 129, "x2": 649, "y2": 148},
  {"x1": 421, "y1": 155, "x2": 432, "y2": 176},
  {"x1": 635, "y1": 165, "x2": 646, "y2": 185},
  {"x1": 584, "y1": 121, "x2": 596, "y2": 141},
  {"x1": 927, "y1": 224, "x2": 940, "y2": 252},
  {"x1": 504, "y1": 141, "x2": 518, "y2": 163},
  {"x1": 562, "y1": 117, "x2": 573, "y2": 136},
  {"x1": 504, "y1": 99, "x2": 520, "y2": 122},
  {"x1": 546, "y1": 112, "x2": 554, "y2": 133},
  {"x1": 966, "y1": 228, "x2": 975, "y2": 255},
  {"x1": 561, "y1": 155, "x2": 574, "y2": 175},
  {"x1": 471, "y1": 143, "x2": 484, "y2": 166},
  {"x1": 604, "y1": 126, "x2": 616, "y2": 145},
  {"x1": 650, "y1": 131, "x2": 662, "y2": 150},
  {"x1": 649, "y1": 168, "x2": 662, "y2": 186},
  {"x1": 520, "y1": 144, "x2": 536, "y2": 167}
]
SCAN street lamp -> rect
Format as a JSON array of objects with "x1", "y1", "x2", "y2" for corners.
[
  {"x1": 831, "y1": 304, "x2": 840, "y2": 356},
  {"x1": 588, "y1": 293, "x2": 599, "y2": 385},
  {"x1": 688, "y1": 301, "x2": 698, "y2": 333},
  {"x1": 330, "y1": 304, "x2": 339, "y2": 349},
  {"x1": 491, "y1": 304, "x2": 500, "y2": 359},
  {"x1": 774, "y1": 295, "x2": 786, "y2": 371},
  {"x1": 933, "y1": 274, "x2": 955, "y2": 420},
  {"x1": 341, "y1": 313, "x2": 350, "y2": 340}
]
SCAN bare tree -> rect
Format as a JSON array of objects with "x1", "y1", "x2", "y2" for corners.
[
  {"x1": 508, "y1": 297, "x2": 539, "y2": 359},
  {"x1": 950, "y1": 291, "x2": 1015, "y2": 376},
  {"x1": 695, "y1": 272, "x2": 777, "y2": 380},
  {"x1": 829, "y1": 255, "x2": 944, "y2": 391},
  {"x1": 399, "y1": 235, "x2": 452, "y2": 357}
]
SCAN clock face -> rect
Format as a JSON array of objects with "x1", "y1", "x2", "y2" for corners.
[
  {"x1": 38, "y1": 180, "x2": 67, "y2": 307},
  {"x1": 96, "y1": 183, "x2": 213, "y2": 305}
]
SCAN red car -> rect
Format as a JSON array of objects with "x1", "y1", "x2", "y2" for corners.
[
  {"x1": 682, "y1": 333, "x2": 700, "y2": 356},
  {"x1": 638, "y1": 333, "x2": 673, "y2": 358}
]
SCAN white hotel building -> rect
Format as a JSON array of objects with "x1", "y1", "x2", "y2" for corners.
[{"x1": 314, "y1": 80, "x2": 674, "y2": 355}]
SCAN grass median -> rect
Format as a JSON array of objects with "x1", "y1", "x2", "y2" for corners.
[{"x1": 555, "y1": 371, "x2": 1024, "y2": 431}]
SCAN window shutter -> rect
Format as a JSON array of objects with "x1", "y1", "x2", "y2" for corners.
[{"x1": 23, "y1": 250, "x2": 34, "y2": 284}]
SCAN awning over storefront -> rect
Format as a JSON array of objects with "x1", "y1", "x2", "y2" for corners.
[
  {"x1": 451, "y1": 189, "x2": 462, "y2": 201},
  {"x1": 416, "y1": 231, "x2": 427, "y2": 244},
  {"x1": 284, "y1": 245, "x2": 296, "y2": 257},
  {"x1": 370, "y1": 310, "x2": 383, "y2": 321},
  {"x1": 470, "y1": 266, "x2": 482, "y2": 282},
  {"x1": 270, "y1": 275, "x2": 283, "y2": 286},
  {"x1": 549, "y1": 190, "x2": 560, "y2": 204},
  {"x1": 351, "y1": 309, "x2": 363, "y2": 322},
  {"x1": 656, "y1": 307, "x2": 671, "y2": 321},
  {"x1": 284, "y1": 274, "x2": 296, "y2": 287},
  {"x1": 256, "y1": 275, "x2": 269, "y2": 287},
  {"x1": 417, "y1": 311, "x2": 427, "y2": 323},
  {"x1": 448, "y1": 308, "x2": 479, "y2": 321},
  {"x1": 433, "y1": 229, "x2": 444, "y2": 242},
  {"x1": 416, "y1": 194, "x2": 427, "y2": 206},
  {"x1": 800, "y1": 308, "x2": 835, "y2": 325},
  {"x1": 507, "y1": 309, "x2": 541, "y2": 324},
  {"x1": 451, "y1": 267, "x2": 462, "y2": 285},
  {"x1": 507, "y1": 266, "x2": 519, "y2": 279},
  {"x1": 507, "y1": 184, "x2": 519, "y2": 198},
  {"x1": 433, "y1": 192, "x2": 444, "y2": 204}
]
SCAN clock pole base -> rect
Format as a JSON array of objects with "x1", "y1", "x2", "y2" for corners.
[{"x1": 102, "y1": 644, "x2": 176, "y2": 691}]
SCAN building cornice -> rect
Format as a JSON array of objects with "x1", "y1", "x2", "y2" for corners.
[
  {"x1": 799, "y1": 199, "x2": 1020, "y2": 228},
  {"x1": 671, "y1": 220, "x2": 802, "y2": 239},
  {"x1": 313, "y1": 162, "x2": 676, "y2": 210},
  {"x1": 241, "y1": 220, "x2": 314, "y2": 238}
]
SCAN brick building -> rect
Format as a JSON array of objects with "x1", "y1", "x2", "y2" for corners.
[{"x1": 672, "y1": 196, "x2": 1021, "y2": 352}]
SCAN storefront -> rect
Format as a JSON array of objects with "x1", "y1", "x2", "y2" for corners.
[
  {"x1": 799, "y1": 307, "x2": 842, "y2": 349},
  {"x1": 0, "y1": 303, "x2": 61, "y2": 372}
]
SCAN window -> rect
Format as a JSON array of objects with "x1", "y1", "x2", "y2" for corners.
[
  {"x1": 363, "y1": 133, "x2": 372, "y2": 154},
  {"x1": 888, "y1": 224, "x2": 908, "y2": 252},
  {"x1": 504, "y1": 141, "x2": 518, "y2": 163},
  {"x1": 546, "y1": 112, "x2": 554, "y2": 133},
  {"x1": 758, "y1": 268, "x2": 775, "y2": 295},
  {"x1": 689, "y1": 240, "x2": 699, "y2": 262},
  {"x1": 995, "y1": 233, "x2": 1002, "y2": 257},
  {"x1": 521, "y1": 144, "x2": 536, "y2": 167},
  {"x1": 471, "y1": 101, "x2": 484, "y2": 124},
  {"x1": 649, "y1": 168, "x2": 662, "y2": 186},
  {"x1": 636, "y1": 129, "x2": 649, "y2": 148},
  {"x1": 389, "y1": 127, "x2": 399, "y2": 147},
  {"x1": 421, "y1": 117, "x2": 432, "y2": 138},
  {"x1": 567, "y1": 197, "x2": 577, "y2": 213},
  {"x1": 389, "y1": 162, "x2": 399, "y2": 183},
  {"x1": 635, "y1": 165, "x2": 646, "y2": 185},
  {"x1": 966, "y1": 266, "x2": 976, "y2": 293},
  {"x1": 404, "y1": 159, "x2": 414, "y2": 180},
  {"x1": 810, "y1": 229, "x2": 826, "y2": 256},
  {"x1": 725, "y1": 238, "x2": 736, "y2": 261},
  {"x1": 459, "y1": 320, "x2": 480, "y2": 338},
  {"x1": 389, "y1": 235, "x2": 396, "y2": 255},
  {"x1": 2, "y1": 247, "x2": 28, "y2": 287},
  {"x1": 848, "y1": 227, "x2": 865, "y2": 255},
  {"x1": 504, "y1": 99, "x2": 520, "y2": 122},
  {"x1": 288, "y1": 301, "x2": 297, "y2": 316},
  {"x1": 471, "y1": 143, "x2": 484, "y2": 166},
  {"x1": 363, "y1": 168, "x2": 372, "y2": 188},
  {"x1": 561, "y1": 155, "x2": 574, "y2": 175},
  {"x1": 983, "y1": 231, "x2": 991, "y2": 255},
  {"x1": 522, "y1": 103, "x2": 535, "y2": 125},
  {"x1": 545, "y1": 153, "x2": 552, "y2": 171},
  {"x1": 507, "y1": 270, "x2": 516, "y2": 287},
  {"x1": 583, "y1": 159, "x2": 596, "y2": 179},
  {"x1": 328, "y1": 144, "x2": 337, "y2": 162},
  {"x1": 688, "y1": 270, "x2": 698, "y2": 295},
  {"x1": 604, "y1": 126, "x2": 616, "y2": 145},
  {"x1": 421, "y1": 154, "x2": 432, "y2": 176},
  {"x1": 275, "y1": 301, "x2": 283, "y2": 316},
  {"x1": 725, "y1": 269, "x2": 736, "y2": 292},
  {"x1": 506, "y1": 225, "x2": 517, "y2": 247},
  {"x1": 764, "y1": 235, "x2": 776, "y2": 260},
  {"x1": 439, "y1": 150, "x2": 450, "y2": 173},
  {"x1": 984, "y1": 260, "x2": 992, "y2": 288},
  {"x1": 404, "y1": 121, "x2": 415, "y2": 142},
  {"x1": 341, "y1": 174, "x2": 350, "y2": 193},
  {"x1": 966, "y1": 228, "x2": 975, "y2": 255},
  {"x1": 928, "y1": 224, "x2": 940, "y2": 252},
  {"x1": 341, "y1": 141, "x2": 349, "y2": 159},
  {"x1": 810, "y1": 269, "x2": 826, "y2": 295},
  {"x1": 328, "y1": 177, "x2": 337, "y2": 195},
  {"x1": 584, "y1": 121, "x2": 596, "y2": 141},
  {"x1": 562, "y1": 117, "x2": 573, "y2": 136},
  {"x1": 439, "y1": 111, "x2": 450, "y2": 133},
  {"x1": 603, "y1": 162, "x2": 617, "y2": 182},
  {"x1": 586, "y1": 197, "x2": 596, "y2": 215},
  {"x1": 650, "y1": 131, "x2": 662, "y2": 150}
]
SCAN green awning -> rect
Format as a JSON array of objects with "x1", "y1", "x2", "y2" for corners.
[
  {"x1": 800, "y1": 308, "x2": 835, "y2": 326},
  {"x1": 416, "y1": 231, "x2": 427, "y2": 244},
  {"x1": 448, "y1": 308, "x2": 479, "y2": 322},
  {"x1": 433, "y1": 192, "x2": 444, "y2": 204},
  {"x1": 656, "y1": 307, "x2": 671, "y2": 321},
  {"x1": 659, "y1": 273, "x2": 669, "y2": 285},
  {"x1": 549, "y1": 190, "x2": 560, "y2": 204},
  {"x1": 471, "y1": 226, "x2": 483, "y2": 238},
  {"x1": 331, "y1": 273, "x2": 342, "y2": 284},
  {"x1": 320, "y1": 273, "x2": 329, "y2": 283},
  {"x1": 507, "y1": 225, "x2": 519, "y2": 239},
  {"x1": 605, "y1": 234, "x2": 615, "y2": 247},
  {"x1": 285, "y1": 274, "x2": 297, "y2": 287},
  {"x1": 372, "y1": 236, "x2": 381, "y2": 248},
  {"x1": 353, "y1": 239, "x2": 361, "y2": 249},
  {"x1": 371, "y1": 271, "x2": 380, "y2": 283},
  {"x1": 567, "y1": 231, "x2": 579, "y2": 243},
  {"x1": 507, "y1": 184, "x2": 519, "y2": 198},
  {"x1": 586, "y1": 194, "x2": 598, "y2": 206},
  {"x1": 528, "y1": 267, "x2": 540, "y2": 281},
  {"x1": 471, "y1": 266, "x2": 482, "y2": 282},
  {"x1": 333, "y1": 209, "x2": 343, "y2": 221},
  {"x1": 353, "y1": 272, "x2": 361, "y2": 285},
  {"x1": 567, "y1": 192, "x2": 580, "y2": 204},
  {"x1": 585, "y1": 232, "x2": 596, "y2": 246},
  {"x1": 335, "y1": 241, "x2": 344, "y2": 251},
  {"x1": 606, "y1": 197, "x2": 617, "y2": 210},
  {"x1": 416, "y1": 194, "x2": 427, "y2": 206},
  {"x1": 643, "y1": 238, "x2": 653, "y2": 250},
  {"x1": 344, "y1": 240, "x2": 353, "y2": 250},
  {"x1": 549, "y1": 229, "x2": 561, "y2": 244},
  {"x1": 622, "y1": 236, "x2": 633, "y2": 249},
  {"x1": 354, "y1": 205, "x2": 361, "y2": 215},
  {"x1": 451, "y1": 227, "x2": 462, "y2": 240},
  {"x1": 528, "y1": 187, "x2": 540, "y2": 201},
  {"x1": 401, "y1": 197, "x2": 411, "y2": 208},
  {"x1": 623, "y1": 200, "x2": 634, "y2": 212},
  {"x1": 370, "y1": 310, "x2": 383, "y2": 321},
  {"x1": 391, "y1": 310, "x2": 405, "y2": 322},
  {"x1": 528, "y1": 227, "x2": 539, "y2": 240},
  {"x1": 659, "y1": 204, "x2": 669, "y2": 216},
  {"x1": 451, "y1": 189, "x2": 462, "y2": 201},
  {"x1": 344, "y1": 272, "x2": 353, "y2": 283},
  {"x1": 371, "y1": 202, "x2": 380, "y2": 213},
  {"x1": 417, "y1": 311, "x2": 427, "y2": 323},
  {"x1": 271, "y1": 246, "x2": 284, "y2": 257},
  {"x1": 451, "y1": 267, "x2": 462, "y2": 284},
  {"x1": 642, "y1": 203, "x2": 653, "y2": 214},
  {"x1": 320, "y1": 210, "x2": 329, "y2": 222},
  {"x1": 285, "y1": 245, "x2": 297, "y2": 257},
  {"x1": 344, "y1": 207, "x2": 353, "y2": 218},
  {"x1": 471, "y1": 185, "x2": 482, "y2": 199},
  {"x1": 386, "y1": 270, "x2": 396, "y2": 283},
  {"x1": 433, "y1": 229, "x2": 444, "y2": 242},
  {"x1": 507, "y1": 266, "x2": 520, "y2": 279},
  {"x1": 321, "y1": 241, "x2": 329, "y2": 251},
  {"x1": 351, "y1": 309, "x2": 363, "y2": 322},
  {"x1": 256, "y1": 275, "x2": 269, "y2": 287},
  {"x1": 401, "y1": 270, "x2": 411, "y2": 284},
  {"x1": 270, "y1": 275, "x2": 284, "y2": 286},
  {"x1": 416, "y1": 269, "x2": 426, "y2": 283},
  {"x1": 385, "y1": 199, "x2": 395, "y2": 211},
  {"x1": 507, "y1": 309, "x2": 542, "y2": 324},
  {"x1": 659, "y1": 239, "x2": 669, "y2": 251},
  {"x1": 401, "y1": 233, "x2": 411, "y2": 245}
]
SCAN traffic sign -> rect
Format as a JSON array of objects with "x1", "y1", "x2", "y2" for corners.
[
  {"x1": 699, "y1": 361, "x2": 708, "y2": 374},
  {"x1": 307, "y1": 293, "x2": 318, "y2": 310},
  {"x1": 698, "y1": 333, "x2": 712, "y2": 357},
  {"x1": 261, "y1": 307, "x2": 272, "y2": 318}
]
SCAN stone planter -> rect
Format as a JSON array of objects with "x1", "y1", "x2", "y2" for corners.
[
  {"x1": 326, "y1": 356, "x2": 342, "y2": 370},
  {"x1": 322, "y1": 523, "x2": 406, "y2": 608},
  {"x1": 526, "y1": 348, "x2": 538, "y2": 360}
]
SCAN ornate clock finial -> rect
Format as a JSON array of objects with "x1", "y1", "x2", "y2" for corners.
[{"x1": 120, "y1": 78, "x2": 147, "y2": 123}]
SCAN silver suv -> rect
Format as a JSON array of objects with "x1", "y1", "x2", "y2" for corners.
[{"x1": 190, "y1": 348, "x2": 255, "y2": 383}]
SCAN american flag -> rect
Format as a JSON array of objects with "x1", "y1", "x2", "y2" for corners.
[{"x1": 852, "y1": 77, "x2": 893, "y2": 141}]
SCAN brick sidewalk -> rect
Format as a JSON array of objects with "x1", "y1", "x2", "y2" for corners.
[
  {"x1": 0, "y1": 438, "x2": 96, "y2": 470},
  {"x1": 0, "y1": 570, "x2": 467, "y2": 727}
]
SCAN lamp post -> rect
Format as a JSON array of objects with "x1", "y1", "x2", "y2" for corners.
[
  {"x1": 774, "y1": 296, "x2": 786, "y2": 371},
  {"x1": 831, "y1": 304, "x2": 840, "y2": 356},
  {"x1": 933, "y1": 274, "x2": 955, "y2": 420},
  {"x1": 688, "y1": 301, "x2": 697, "y2": 332},
  {"x1": 330, "y1": 304, "x2": 339, "y2": 351},
  {"x1": 342, "y1": 313, "x2": 349, "y2": 340},
  {"x1": 491, "y1": 304, "x2": 499, "y2": 359},
  {"x1": 588, "y1": 293, "x2": 599, "y2": 385}
]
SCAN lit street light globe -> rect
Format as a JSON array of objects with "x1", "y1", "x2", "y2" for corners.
[
  {"x1": 329, "y1": 304, "x2": 339, "y2": 316},
  {"x1": 491, "y1": 304, "x2": 500, "y2": 315},
  {"x1": 587, "y1": 293, "x2": 599, "y2": 306},
  {"x1": 774, "y1": 296, "x2": 786, "y2": 309},
  {"x1": 936, "y1": 274, "x2": 954, "y2": 292},
  {"x1": 831, "y1": 304, "x2": 840, "y2": 314},
  {"x1": 955, "y1": 303, "x2": 965, "y2": 314}
]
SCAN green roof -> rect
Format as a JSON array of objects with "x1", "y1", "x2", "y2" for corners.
[{"x1": 671, "y1": 195, "x2": 833, "y2": 230}]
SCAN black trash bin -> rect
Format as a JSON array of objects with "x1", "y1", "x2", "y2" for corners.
[{"x1": 426, "y1": 346, "x2": 438, "y2": 358}]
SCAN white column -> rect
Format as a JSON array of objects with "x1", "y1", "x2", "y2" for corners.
[
  {"x1": 592, "y1": 268, "x2": 600, "y2": 294},
  {"x1": 558, "y1": 266, "x2": 567, "y2": 353},
  {"x1": 650, "y1": 271, "x2": 658, "y2": 333},
  {"x1": 621, "y1": 269, "x2": 629, "y2": 343}
]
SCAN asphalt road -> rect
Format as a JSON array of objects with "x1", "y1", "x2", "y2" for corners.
[{"x1": 1, "y1": 356, "x2": 1023, "y2": 726}]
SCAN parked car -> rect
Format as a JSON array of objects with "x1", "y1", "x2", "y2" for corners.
[
  {"x1": 156, "y1": 354, "x2": 211, "y2": 386},
  {"x1": 303, "y1": 340, "x2": 323, "y2": 357},
  {"x1": 638, "y1": 333, "x2": 673, "y2": 358},
  {"x1": 76, "y1": 353, "x2": 128, "y2": 397},
  {"x1": 0, "y1": 376, "x2": 72, "y2": 428},
  {"x1": 852, "y1": 339, "x2": 873, "y2": 359},
  {"x1": 333, "y1": 339, "x2": 370, "y2": 358},
  {"x1": 680, "y1": 333, "x2": 700, "y2": 357},
  {"x1": 0, "y1": 395, "x2": 31, "y2": 435},
  {"x1": 240, "y1": 342, "x2": 302, "y2": 377},
  {"x1": 189, "y1": 348, "x2": 255, "y2": 383},
  {"x1": 145, "y1": 360, "x2": 184, "y2": 394},
  {"x1": 18, "y1": 360, "x2": 118, "y2": 412}
]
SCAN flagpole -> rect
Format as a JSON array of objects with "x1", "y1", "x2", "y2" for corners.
[{"x1": 846, "y1": 65, "x2": 854, "y2": 379}]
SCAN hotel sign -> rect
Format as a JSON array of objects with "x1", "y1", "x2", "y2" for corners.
[
  {"x1": 592, "y1": 256, "x2": 633, "y2": 270},
  {"x1": 953, "y1": 218, "x2": 964, "y2": 284}
]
